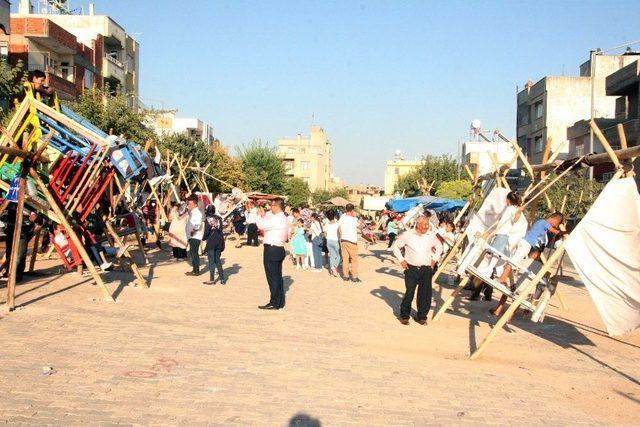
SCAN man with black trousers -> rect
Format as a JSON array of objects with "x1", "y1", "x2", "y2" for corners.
[
  {"x1": 256, "y1": 199, "x2": 288, "y2": 310},
  {"x1": 391, "y1": 215, "x2": 443, "y2": 325},
  {"x1": 185, "y1": 195, "x2": 204, "y2": 276},
  {"x1": 245, "y1": 200, "x2": 260, "y2": 246}
]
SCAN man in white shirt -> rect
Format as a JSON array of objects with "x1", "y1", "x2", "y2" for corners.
[
  {"x1": 185, "y1": 194, "x2": 204, "y2": 276},
  {"x1": 245, "y1": 201, "x2": 260, "y2": 246},
  {"x1": 338, "y1": 204, "x2": 361, "y2": 283},
  {"x1": 256, "y1": 198, "x2": 289, "y2": 309},
  {"x1": 391, "y1": 215, "x2": 443, "y2": 325}
]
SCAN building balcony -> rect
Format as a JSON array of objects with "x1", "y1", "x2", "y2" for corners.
[
  {"x1": 46, "y1": 72, "x2": 77, "y2": 100},
  {"x1": 13, "y1": 18, "x2": 77, "y2": 54},
  {"x1": 606, "y1": 61, "x2": 640, "y2": 96},
  {"x1": 102, "y1": 55, "x2": 124, "y2": 84}
]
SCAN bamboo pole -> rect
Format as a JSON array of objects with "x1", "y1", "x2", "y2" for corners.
[
  {"x1": 104, "y1": 221, "x2": 149, "y2": 288},
  {"x1": 5, "y1": 171, "x2": 26, "y2": 310},
  {"x1": 470, "y1": 244, "x2": 567, "y2": 359},
  {"x1": 432, "y1": 276, "x2": 470, "y2": 321}
]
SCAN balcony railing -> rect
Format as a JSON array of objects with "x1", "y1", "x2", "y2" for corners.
[{"x1": 105, "y1": 54, "x2": 123, "y2": 68}]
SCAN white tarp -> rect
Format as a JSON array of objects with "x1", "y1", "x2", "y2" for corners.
[
  {"x1": 565, "y1": 177, "x2": 640, "y2": 336},
  {"x1": 465, "y1": 186, "x2": 510, "y2": 240}
]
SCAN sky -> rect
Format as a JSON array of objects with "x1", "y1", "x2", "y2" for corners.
[{"x1": 16, "y1": 1, "x2": 640, "y2": 185}]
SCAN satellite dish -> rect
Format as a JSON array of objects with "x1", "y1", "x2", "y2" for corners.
[
  {"x1": 394, "y1": 149, "x2": 402, "y2": 156},
  {"x1": 471, "y1": 119, "x2": 482, "y2": 130}
]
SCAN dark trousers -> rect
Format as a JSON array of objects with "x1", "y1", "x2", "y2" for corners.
[
  {"x1": 206, "y1": 249, "x2": 225, "y2": 281},
  {"x1": 172, "y1": 247, "x2": 187, "y2": 259},
  {"x1": 400, "y1": 265, "x2": 433, "y2": 320},
  {"x1": 247, "y1": 223, "x2": 259, "y2": 246},
  {"x1": 263, "y1": 244, "x2": 286, "y2": 308},
  {"x1": 188, "y1": 238, "x2": 201, "y2": 274},
  {"x1": 387, "y1": 232, "x2": 397, "y2": 248}
]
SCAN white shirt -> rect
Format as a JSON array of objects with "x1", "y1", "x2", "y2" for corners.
[
  {"x1": 245, "y1": 207, "x2": 258, "y2": 224},
  {"x1": 257, "y1": 211, "x2": 288, "y2": 246},
  {"x1": 310, "y1": 221, "x2": 323, "y2": 238},
  {"x1": 186, "y1": 207, "x2": 204, "y2": 240},
  {"x1": 338, "y1": 214, "x2": 359, "y2": 243},
  {"x1": 325, "y1": 221, "x2": 339, "y2": 241},
  {"x1": 495, "y1": 205, "x2": 518, "y2": 236},
  {"x1": 392, "y1": 229, "x2": 443, "y2": 267}
]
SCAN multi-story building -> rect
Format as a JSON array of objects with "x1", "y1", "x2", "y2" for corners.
[
  {"x1": 278, "y1": 126, "x2": 334, "y2": 192},
  {"x1": 568, "y1": 60, "x2": 639, "y2": 186},
  {"x1": 12, "y1": 0, "x2": 139, "y2": 104},
  {"x1": 516, "y1": 52, "x2": 640, "y2": 164},
  {"x1": 0, "y1": 0, "x2": 9, "y2": 37},
  {"x1": 150, "y1": 109, "x2": 216, "y2": 145},
  {"x1": 383, "y1": 152, "x2": 422, "y2": 195},
  {"x1": 346, "y1": 183, "x2": 383, "y2": 207},
  {"x1": 9, "y1": 15, "x2": 101, "y2": 100}
]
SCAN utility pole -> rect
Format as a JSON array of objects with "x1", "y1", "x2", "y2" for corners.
[{"x1": 588, "y1": 49, "x2": 596, "y2": 180}]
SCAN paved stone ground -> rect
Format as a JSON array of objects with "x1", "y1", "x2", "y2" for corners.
[{"x1": 1, "y1": 237, "x2": 639, "y2": 426}]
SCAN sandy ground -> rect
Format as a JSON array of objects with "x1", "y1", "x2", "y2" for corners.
[{"x1": 0, "y1": 235, "x2": 639, "y2": 426}]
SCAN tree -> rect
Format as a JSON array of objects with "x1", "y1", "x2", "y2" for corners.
[
  {"x1": 283, "y1": 177, "x2": 311, "y2": 207},
  {"x1": 534, "y1": 173, "x2": 604, "y2": 219},
  {"x1": 436, "y1": 180, "x2": 473, "y2": 200},
  {"x1": 395, "y1": 154, "x2": 459, "y2": 197},
  {"x1": 157, "y1": 133, "x2": 245, "y2": 193},
  {"x1": 237, "y1": 140, "x2": 286, "y2": 194},
  {"x1": 0, "y1": 59, "x2": 26, "y2": 123},
  {"x1": 67, "y1": 87, "x2": 155, "y2": 144}
]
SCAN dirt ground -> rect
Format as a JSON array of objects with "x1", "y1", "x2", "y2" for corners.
[{"x1": 0, "y1": 236, "x2": 639, "y2": 426}]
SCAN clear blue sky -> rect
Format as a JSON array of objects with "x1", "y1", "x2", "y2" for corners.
[{"x1": 18, "y1": 1, "x2": 640, "y2": 185}]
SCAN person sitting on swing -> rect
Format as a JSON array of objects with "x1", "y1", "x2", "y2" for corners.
[{"x1": 489, "y1": 212, "x2": 565, "y2": 316}]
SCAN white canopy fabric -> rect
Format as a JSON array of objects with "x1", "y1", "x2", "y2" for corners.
[
  {"x1": 565, "y1": 177, "x2": 640, "y2": 336},
  {"x1": 466, "y1": 186, "x2": 510, "y2": 240}
]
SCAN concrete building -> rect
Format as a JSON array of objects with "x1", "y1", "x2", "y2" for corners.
[
  {"x1": 383, "y1": 151, "x2": 422, "y2": 195},
  {"x1": 9, "y1": 15, "x2": 101, "y2": 100},
  {"x1": 278, "y1": 126, "x2": 334, "y2": 192},
  {"x1": 463, "y1": 135, "x2": 516, "y2": 177},
  {"x1": 0, "y1": 0, "x2": 9, "y2": 36},
  {"x1": 346, "y1": 183, "x2": 383, "y2": 207},
  {"x1": 517, "y1": 52, "x2": 640, "y2": 164},
  {"x1": 13, "y1": 0, "x2": 139, "y2": 104},
  {"x1": 150, "y1": 109, "x2": 216, "y2": 145},
  {"x1": 568, "y1": 60, "x2": 639, "y2": 185}
]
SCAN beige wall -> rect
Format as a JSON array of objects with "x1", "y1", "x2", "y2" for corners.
[
  {"x1": 278, "y1": 126, "x2": 333, "y2": 192},
  {"x1": 384, "y1": 159, "x2": 421, "y2": 195}
]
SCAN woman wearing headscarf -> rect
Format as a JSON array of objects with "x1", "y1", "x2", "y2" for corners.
[
  {"x1": 168, "y1": 202, "x2": 189, "y2": 259},
  {"x1": 202, "y1": 204, "x2": 226, "y2": 285}
]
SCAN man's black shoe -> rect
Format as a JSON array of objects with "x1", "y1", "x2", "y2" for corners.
[
  {"x1": 258, "y1": 304, "x2": 276, "y2": 310},
  {"x1": 185, "y1": 271, "x2": 199, "y2": 276},
  {"x1": 352, "y1": 277, "x2": 362, "y2": 283},
  {"x1": 342, "y1": 276, "x2": 351, "y2": 282}
]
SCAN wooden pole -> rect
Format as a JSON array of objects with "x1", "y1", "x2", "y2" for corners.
[
  {"x1": 432, "y1": 229, "x2": 468, "y2": 283},
  {"x1": 5, "y1": 172, "x2": 26, "y2": 310},
  {"x1": 432, "y1": 276, "x2": 470, "y2": 322},
  {"x1": 104, "y1": 221, "x2": 149, "y2": 288},
  {"x1": 470, "y1": 244, "x2": 567, "y2": 359},
  {"x1": 29, "y1": 170, "x2": 114, "y2": 302},
  {"x1": 28, "y1": 227, "x2": 41, "y2": 273},
  {"x1": 590, "y1": 120, "x2": 622, "y2": 169},
  {"x1": 617, "y1": 123, "x2": 627, "y2": 150}
]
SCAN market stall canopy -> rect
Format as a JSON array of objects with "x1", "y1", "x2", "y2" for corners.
[
  {"x1": 325, "y1": 196, "x2": 351, "y2": 207},
  {"x1": 386, "y1": 195, "x2": 466, "y2": 213}
]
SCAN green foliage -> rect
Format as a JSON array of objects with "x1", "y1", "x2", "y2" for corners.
[
  {"x1": 157, "y1": 133, "x2": 245, "y2": 193},
  {"x1": 311, "y1": 187, "x2": 349, "y2": 205},
  {"x1": 237, "y1": 140, "x2": 286, "y2": 194},
  {"x1": 436, "y1": 180, "x2": 473, "y2": 200},
  {"x1": 66, "y1": 87, "x2": 154, "y2": 144},
  {"x1": 283, "y1": 177, "x2": 311, "y2": 207},
  {"x1": 534, "y1": 173, "x2": 605, "y2": 219},
  {"x1": 0, "y1": 60, "x2": 26, "y2": 123},
  {"x1": 394, "y1": 154, "x2": 459, "y2": 197}
]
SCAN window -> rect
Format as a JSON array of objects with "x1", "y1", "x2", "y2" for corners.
[
  {"x1": 574, "y1": 143, "x2": 585, "y2": 157},
  {"x1": 534, "y1": 101, "x2": 543, "y2": 119},
  {"x1": 533, "y1": 136, "x2": 544, "y2": 153},
  {"x1": 301, "y1": 161, "x2": 310, "y2": 171},
  {"x1": 61, "y1": 62, "x2": 72, "y2": 80},
  {"x1": 394, "y1": 167, "x2": 400, "y2": 175},
  {"x1": 0, "y1": 43, "x2": 8, "y2": 61},
  {"x1": 286, "y1": 148, "x2": 295, "y2": 157},
  {"x1": 300, "y1": 148, "x2": 306, "y2": 154},
  {"x1": 601, "y1": 171, "x2": 614, "y2": 182}
]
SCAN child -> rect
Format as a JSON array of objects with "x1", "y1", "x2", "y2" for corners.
[
  {"x1": 290, "y1": 218, "x2": 308, "y2": 270},
  {"x1": 490, "y1": 246, "x2": 542, "y2": 316},
  {"x1": 53, "y1": 224, "x2": 73, "y2": 264}
]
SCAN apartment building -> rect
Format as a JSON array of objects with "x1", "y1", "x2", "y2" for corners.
[
  {"x1": 383, "y1": 152, "x2": 422, "y2": 195},
  {"x1": 516, "y1": 52, "x2": 639, "y2": 164},
  {"x1": 278, "y1": 126, "x2": 334, "y2": 192},
  {"x1": 151, "y1": 109, "x2": 216, "y2": 145},
  {"x1": 568, "y1": 60, "x2": 639, "y2": 185},
  {"x1": 13, "y1": 0, "x2": 139, "y2": 103}
]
